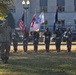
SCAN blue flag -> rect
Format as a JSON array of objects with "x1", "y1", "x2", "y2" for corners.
[{"x1": 53, "y1": 7, "x2": 58, "y2": 32}]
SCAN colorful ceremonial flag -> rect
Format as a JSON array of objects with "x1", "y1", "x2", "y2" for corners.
[
  {"x1": 32, "y1": 12, "x2": 44, "y2": 31},
  {"x1": 19, "y1": 13, "x2": 25, "y2": 36},
  {"x1": 53, "y1": 6, "x2": 58, "y2": 32},
  {"x1": 30, "y1": 12, "x2": 36, "y2": 32}
]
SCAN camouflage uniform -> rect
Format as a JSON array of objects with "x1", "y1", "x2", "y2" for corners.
[
  {"x1": 23, "y1": 30, "x2": 29, "y2": 52},
  {"x1": 44, "y1": 28, "x2": 51, "y2": 52},
  {"x1": 0, "y1": 21, "x2": 12, "y2": 64},
  {"x1": 33, "y1": 31, "x2": 39, "y2": 53},
  {"x1": 54, "y1": 28, "x2": 62, "y2": 52},
  {"x1": 65, "y1": 28, "x2": 72, "y2": 52},
  {"x1": 12, "y1": 30, "x2": 19, "y2": 52}
]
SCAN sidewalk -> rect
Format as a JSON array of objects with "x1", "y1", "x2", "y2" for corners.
[
  {"x1": 11, "y1": 42, "x2": 76, "y2": 52},
  {"x1": 11, "y1": 42, "x2": 76, "y2": 45}
]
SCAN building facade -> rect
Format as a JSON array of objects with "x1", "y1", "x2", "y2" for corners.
[{"x1": 10, "y1": 0, "x2": 76, "y2": 31}]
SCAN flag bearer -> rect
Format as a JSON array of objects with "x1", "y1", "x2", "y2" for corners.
[
  {"x1": 65, "y1": 28, "x2": 72, "y2": 52},
  {"x1": 43, "y1": 28, "x2": 51, "y2": 52},
  {"x1": 23, "y1": 30, "x2": 29, "y2": 52},
  {"x1": 12, "y1": 30, "x2": 19, "y2": 52},
  {"x1": 33, "y1": 31, "x2": 39, "y2": 53},
  {"x1": 54, "y1": 28, "x2": 62, "y2": 52}
]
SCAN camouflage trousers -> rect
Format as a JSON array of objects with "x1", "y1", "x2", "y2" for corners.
[
  {"x1": 0, "y1": 42, "x2": 10, "y2": 63},
  {"x1": 45, "y1": 43, "x2": 50, "y2": 52},
  {"x1": 55, "y1": 38, "x2": 61, "y2": 52},
  {"x1": 67, "y1": 40, "x2": 72, "y2": 52},
  {"x1": 23, "y1": 42, "x2": 28, "y2": 52},
  {"x1": 34, "y1": 43, "x2": 38, "y2": 53},
  {"x1": 13, "y1": 42, "x2": 18, "y2": 52}
]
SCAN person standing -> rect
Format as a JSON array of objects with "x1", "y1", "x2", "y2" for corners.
[
  {"x1": 33, "y1": 31, "x2": 39, "y2": 53},
  {"x1": 23, "y1": 30, "x2": 29, "y2": 52},
  {"x1": 43, "y1": 28, "x2": 51, "y2": 52},
  {"x1": 54, "y1": 28, "x2": 62, "y2": 52},
  {"x1": 65, "y1": 28, "x2": 72, "y2": 52},
  {"x1": 0, "y1": 20, "x2": 12, "y2": 64},
  {"x1": 12, "y1": 30, "x2": 19, "y2": 52}
]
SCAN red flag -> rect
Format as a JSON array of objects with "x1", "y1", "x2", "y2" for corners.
[
  {"x1": 19, "y1": 14, "x2": 25, "y2": 36},
  {"x1": 30, "y1": 12, "x2": 36, "y2": 32}
]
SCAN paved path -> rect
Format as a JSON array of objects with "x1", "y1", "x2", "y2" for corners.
[{"x1": 10, "y1": 44, "x2": 76, "y2": 52}]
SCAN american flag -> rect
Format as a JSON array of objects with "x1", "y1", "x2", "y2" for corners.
[{"x1": 19, "y1": 14, "x2": 25, "y2": 36}]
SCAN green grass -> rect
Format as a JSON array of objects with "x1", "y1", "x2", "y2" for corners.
[{"x1": 0, "y1": 50, "x2": 76, "y2": 75}]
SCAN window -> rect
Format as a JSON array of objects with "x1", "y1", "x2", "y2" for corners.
[
  {"x1": 74, "y1": 0, "x2": 76, "y2": 11},
  {"x1": 57, "y1": 0, "x2": 65, "y2": 12},
  {"x1": 58, "y1": 20, "x2": 65, "y2": 27},
  {"x1": 40, "y1": 20, "x2": 47, "y2": 31},
  {"x1": 40, "y1": 24, "x2": 47, "y2": 30},
  {"x1": 40, "y1": 0, "x2": 47, "y2": 12}
]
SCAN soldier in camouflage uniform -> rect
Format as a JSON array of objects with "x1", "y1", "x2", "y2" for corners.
[
  {"x1": 54, "y1": 28, "x2": 62, "y2": 52},
  {"x1": 23, "y1": 30, "x2": 29, "y2": 52},
  {"x1": 12, "y1": 30, "x2": 19, "y2": 52},
  {"x1": 43, "y1": 28, "x2": 51, "y2": 52},
  {"x1": 0, "y1": 20, "x2": 12, "y2": 64},
  {"x1": 65, "y1": 28, "x2": 72, "y2": 52},
  {"x1": 33, "y1": 31, "x2": 39, "y2": 53}
]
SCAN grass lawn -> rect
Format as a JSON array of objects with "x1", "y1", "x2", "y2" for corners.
[{"x1": 0, "y1": 45, "x2": 76, "y2": 75}]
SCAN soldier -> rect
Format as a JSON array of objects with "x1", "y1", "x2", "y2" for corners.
[
  {"x1": 43, "y1": 28, "x2": 51, "y2": 52},
  {"x1": 54, "y1": 28, "x2": 62, "y2": 52},
  {"x1": 12, "y1": 30, "x2": 19, "y2": 52},
  {"x1": 0, "y1": 20, "x2": 12, "y2": 64},
  {"x1": 23, "y1": 30, "x2": 29, "y2": 52},
  {"x1": 33, "y1": 31, "x2": 39, "y2": 53},
  {"x1": 65, "y1": 28, "x2": 72, "y2": 52}
]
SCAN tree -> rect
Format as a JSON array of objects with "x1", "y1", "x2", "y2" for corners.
[
  {"x1": 7, "y1": 12, "x2": 15, "y2": 29},
  {"x1": 0, "y1": 0, "x2": 13, "y2": 19}
]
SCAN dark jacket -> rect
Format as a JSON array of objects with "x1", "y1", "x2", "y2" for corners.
[
  {"x1": 44, "y1": 30, "x2": 51, "y2": 43},
  {"x1": 54, "y1": 29, "x2": 62, "y2": 39},
  {"x1": 65, "y1": 31, "x2": 72, "y2": 41},
  {"x1": 12, "y1": 31, "x2": 19, "y2": 42},
  {"x1": 33, "y1": 32, "x2": 39, "y2": 44},
  {"x1": 23, "y1": 31, "x2": 29, "y2": 43}
]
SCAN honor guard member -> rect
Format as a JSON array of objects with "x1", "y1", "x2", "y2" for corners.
[
  {"x1": 23, "y1": 30, "x2": 29, "y2": 52},
  {"x1": 0, "y1": 20, "x2": 12, "y2": 64},
  {"x1": 33, "y1": 31, "x2": 39, "y2": 53},
  {"x1": 65, "y1": 28, "x2": 72, "y2": 52},
  {"x1": 12, "y1": 30, "x2": 19, "y2": 52},
  {"x1": 43, "y1": 28, "x2": 51, "y2": 52},
  {"x1": 54, "y1": 28, "x2": 62, "y2": 52}
]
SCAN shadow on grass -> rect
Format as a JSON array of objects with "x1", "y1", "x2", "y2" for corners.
[{"x1": 0, "y1": 49, "x2": 76, "y2": 75}]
